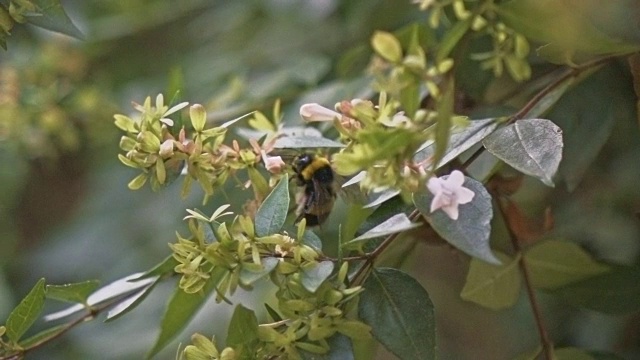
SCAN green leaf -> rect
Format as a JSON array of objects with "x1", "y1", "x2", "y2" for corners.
[
  {"x1": 344, "y1": 213, "x2": 420, "y2": 246},
  {"x1": 105, "y1": 279, "x2": 159, "y2": 322},
  {"x1": 359, "y1": 268, "x2": 435, "y2": 360},
  {"x1": 555, "y1": 347, "x2": 595, "y2": 360},
  {"x1": 131, "y1": 255, "x2": 179, "y2": 281},
  {"x1": 460, "y1": 252, "x2": 521, "y2": 310},
  {"x1": 513, "y1": 346, "x2": 542, "y2": 360},
  {"x1": 301, "y1": 261, "x2": 334, "y2": 293},
  {"x1": 18, "y1": 324, "x2": 67, "y2": 348},
  {"x1": 300, "y1": 334, "x2": 353, "y2": 360},
  {"x1": 414, "y1": 118, "x2": 498, "y2": 166},
  {"x1": 413, "y1": 175, "x2": 500, "y2": 264},
  {"x1": 589, "y1": 351, "x2": 626, "y2": 360},
  {"x1": 6, "y1": 278, "x2": 46, "y2": 343},
  {"x1": 302, "y1": 230, "x2": 323, "y2": 252},
  {"x1": 371, "y1": 31, "x2": 403, "y2": 63},
  {"x1": 226, "y1": 304, "x2": 260, "y2": 356},
  {"x1": 147, "y1": 268, "x2": 225, "y2": 358},
  {"x1": 550, "y1": 265, "x2": 640, "y2": 315},
  {"x1": 46, "y1": 280, "x2": 100, "y2": 304},
  {"x1": 255, "y1": 174, "x2": 289, "y2": 237},
  {"x1": 525, "y1": 240, "x2": 609, "y2": 290},
  {"x1": 436, "y1": 17, "x2": 472, "y2": 62},
  {"x1": 239, "y1": 257, "x2": 279, "y2": 286},
  {"x1": 483, "y1": 118, "x2": 563, "y2": 187},
  {"x1": 26, "y1": 0, "x2": 84, "y2": 39}
]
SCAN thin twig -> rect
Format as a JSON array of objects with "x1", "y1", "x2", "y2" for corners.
[{"x1": 492, "y1": 190, "x2": 553, "y2": 360}]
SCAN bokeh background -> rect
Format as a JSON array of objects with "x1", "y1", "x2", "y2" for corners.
[{"x1": 0, "y1": 1, "x2": 639, "y2": 359}]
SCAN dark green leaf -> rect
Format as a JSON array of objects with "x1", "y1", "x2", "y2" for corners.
[
  {"x1": 460, "y1": 253, "x2": 521, "y2": 310},
  {"x1": 301, "y1": 261, "x2": 334, "y2": 293},
  {"x1": 255, "y1": 174, "x2": 289, "y2": 237},
  {"x1": 6, "y1": 278, "x2": 46, "y2": 343},
  {"x1": 46, "y1": 280, "x2": 100, "y2": 304},
  {"x1": 550, "y1": 265, "x2": 640, "y2": 315},
  {"x1": 301, "y1": 334, "x2": 354, "y2": 360},
  {"x1": 105, "y1": 279, "x2": 159, "y2": 322},
  {"x1": 18, "y1": 324, "x2": 67, "y2": 348},
  {"x1": 27, "y1": 0, "x2": 84, "y2": 39},
  {"x1": 555, "y1": 347, "x2": 595, "y2": 360},
  {"x1": 146, "y1": 268, "x2": 225, "y2": 358},
  {"x1": 359, "y1": 268, "x2": 435, "y2": 360},
  {"x1": 302, "y1": 230, "x2": 323, "y2": 252},
  {"x1": 589, "y1": 350, "x2": 626, "y2": 360},
  {"x1": 525, "y1": 240, "x2": 609, "y2": 290},
  {"x1": 226, "y1": 304, "x2": 259, "y2": 356},
  {"x1": 520, "y1": 76, "x2": 574, "y2": 119},
  {"x1": 264, "y1": 303, "x2": 282, "y2": 322},
  {"x1": 413, "y1": 175, "x2": 500, "y2": 264},
  {"x1": 483, "y1": 118, "x2": 563, "y2": 187}
]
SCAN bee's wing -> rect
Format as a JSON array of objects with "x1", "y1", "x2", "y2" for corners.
[{"x1": 333, "y1": 174, "x2": 367, "y2": 205}]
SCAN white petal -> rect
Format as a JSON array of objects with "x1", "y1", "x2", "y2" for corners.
[
  {"x1": 441, "y1": 204, "x2": 459, "y2": 220},
  {"x1": 456, "y1": 187, "x2": 475, "y2": 204},
  {"x1": 164, "y1": 102, "x2": 189, "y2": 117},
  {"x1": 446, "y1": 170, "x2": 465, "y2": 187},
  {"x1": 427, "y1": 176, "x2": 443, "y2": 195},
  {"x1": 300, "y1": 103, "x2": 341, "y2": 122},
  {"x1": 430, "y1": 192, "x2": 449, "y2": 213},
  {"x1": 160, "y1": 117, "x2": 174, "y2": 126},
  {"x1": 155, "y1": 93, "x2": 164, "y2": 109}
]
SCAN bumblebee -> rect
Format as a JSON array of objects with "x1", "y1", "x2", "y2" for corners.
[{"x1": 292, "y1": 153, "x2": 336, "y2": 226}]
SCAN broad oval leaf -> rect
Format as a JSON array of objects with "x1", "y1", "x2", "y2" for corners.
[
  {"x1": 6, "y1": 278, "x2": 46, "y2": 343},
  {"x1": 301, "y1": 261, "x2": 334, "y2": 293},
  {"x1": 46, "y1": 280, "x2": 100, "y2": 304},
  {"x1": 27, "y1": 0, "x2": 84, "y2": 39},
  {"x1": 345, "y1": 213, "x2": 420, "y2": 245},
  {"x1": 483, "y1": 118, "x2": 563, "y2": 187},
  {"x1": 413, "y1": 175, "x2": 500, "y2": 264},
  {"x1": 460, "y1": 252, "x2": 521, "y2": 310},
  {"x1": 359, "y1": 268, "x2": 435, "y2": 360},
  {"x1": 255, "y1": 174, "x2": 289, "y2": 237},
  {"x1": 525, "y1": 240, "x2": 609, "y2": 290},
  {"x1": 550, "y1": 265, "x2": 640, "y2": 315},
  {"x1": 226, "y1": 304, "x2": 259, "y2": 349},
  {"x1": 239, "y1": 257, "x2": 279, "y2": 286}
]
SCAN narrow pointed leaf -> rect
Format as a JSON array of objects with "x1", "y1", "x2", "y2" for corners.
[
  {"x1": 413, "y1": 175, "x2": 500, "y2": 264},
  {"x1": 525, "y1": 240, "x2": 609, "y2": 289},
  {"x1": 359, "y1": 268, "x2": 435, "y2": 360},
  {"x1": 18, "y1": 324, "x2": 67, "y2": 348},
  {"x1": 27, "y1": 0, "x2": 84, "y2": 39},
  {"x1": 255, "y1": 174, "x2": 289, "y2": 237},
  {"x1": 432, "y1": 76, "x2": 454, "y2": 169},
  {"x1": 273, "y1": 136, "x2": 345, "y2": 149},
  {"x1": 106, "y1": 279, "x2": 160, "y2": 322},
  {"x1": 300, "y1": 334, "x2": 354, "y2": 360},
  {"x1": 46, "y1": 280, "x2": 100, "y2": 304},
  {"x1": 130, "y1": 255, "x2": 179, "y2": 281},
  {"x1": 6, "y1": 278, "x2": 46, "y2": 343},
  {"x1": 483, "y1": 118, "x2": 563, "y2": 187},
  {"x1": 460, "y1": 253, "x2": 521, "y2": 310},
  {"x1": 345, "y1": 213, "x2": 420, "y2": 245}
]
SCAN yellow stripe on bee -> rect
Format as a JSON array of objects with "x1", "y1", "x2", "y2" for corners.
[{"x1": 300, "y1": 157, "x2": 331, "y2": 181}]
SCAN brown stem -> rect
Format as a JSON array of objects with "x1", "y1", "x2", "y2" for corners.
[{"x1": 493, "y1": 191, "x2": 553, "y2": 360}]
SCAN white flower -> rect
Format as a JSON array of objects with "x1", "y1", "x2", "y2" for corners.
[
  {"x1": 427, "y1": 170, "x2": 475, "y2": 220},
  {"x1": 299, "y1": 103, "x2": 341, "y2": 122},
  {"x1": 261, "y1": 150, "x2": 285, "y2": 173}
]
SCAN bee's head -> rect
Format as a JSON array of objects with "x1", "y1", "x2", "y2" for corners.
[{"x1": 293, "y1": 153, "x2": 314, "y2": 174}]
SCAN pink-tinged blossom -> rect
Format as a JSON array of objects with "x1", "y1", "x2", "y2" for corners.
[
  {"x1": 299, "y1": 103, "x2": 342, "y2": 122},
  {"x1": 427, "y1": 170, "x2": 475, "y2": 220},
  {"x1": 261, "y1": 150, "x2": 285, "y2": 174}
]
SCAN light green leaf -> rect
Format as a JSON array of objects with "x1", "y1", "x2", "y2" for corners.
[
  {"x1": 525, "y1": 240, "x2": 609, "y2": 289},
  {"x1": 358, "y1": 268, "x2": 435, "y2": 360},
  {"x1": 460, "y1": 252, "x2": 521, "y2": 310},
  {"x1": 513, "y1": 346, "x2": 542, "y2": 360},
  {"x1": 302, "y1": 230, "x2": 323, "y2": 252},
  {"x1": 344, "y1": 213, "x2": 420, "y2": 245},
  {"x1": 255, "y1": 174, "x2": 289, "y2": 237},
  {"x1": 226, "y1": 304, "x2": 259, "y2": 351},
  {"x1": 6, "y1": 278, "x2": 46, "y2": 343},
  {"x1": 550, "y1": 265, "x2": 640, "y2": 315},
  {"x1": 301, "y1": 261, "x2": 334, "y2": 293},
  {"x1": 18, "y1": 324, "x2": 67, "y2": 348},
  {"x1": 131, "y1": 255, "x2": 179, "y2": 281},
  {"x1": 46, "y1": 280, "x2": 100, "y2": 304},
  {"x1": 371, "y1": 31, "x2": 403, "y2": 63},
  {"x1": 239, "y1": 257, "x2": 279, "y2": 286},
  {"x1": 555, "y1": 347, "x2": 595, "y2": 360},
  {"x1": 26, "y1": 0, "x2": 84, "y2": 39},
  {"x1": 436, "y1": 17, "x2": 472, "y2": 62},
  {"x1": 413, "y1": 175, "x2": 500, "y2": 264},
  {"x1": 432, "y1": 76, "x2": 454, "y2": 169},
  {"x1": 483, "y1": 118, "x2": 563, "y2": 187},
  {"x1": 147, "y1": 268, "x2": 225, "y2": 358}
]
